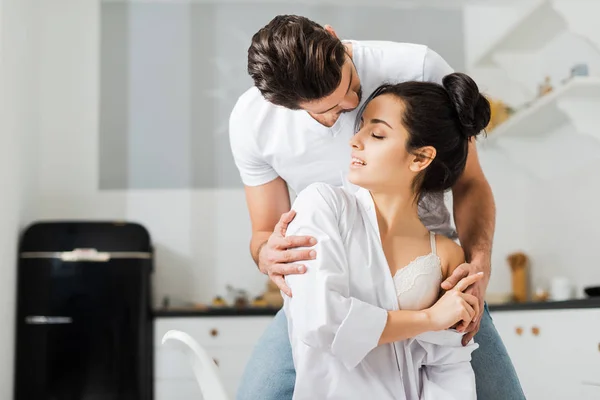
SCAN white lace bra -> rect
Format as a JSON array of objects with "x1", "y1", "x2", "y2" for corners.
[{"x1": 393, "y1": 232, "x2": 443, "y2": 311}]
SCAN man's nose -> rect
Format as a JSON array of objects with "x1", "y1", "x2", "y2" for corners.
[{"x1": 340, "y1": 92, "x2": 359, "y2": 110}]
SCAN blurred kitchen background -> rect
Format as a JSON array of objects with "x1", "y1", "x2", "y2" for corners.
[{"x1": 1, "y1": 0, "x2": 599, "y2": 399}]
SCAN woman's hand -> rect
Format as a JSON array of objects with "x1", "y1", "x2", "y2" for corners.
[
  {"x1": 441, "y1": 261, "x2": 490, "y2": 345},
  {"x1": 424, "y1": 272, "x2": 484, "y2": 332}
]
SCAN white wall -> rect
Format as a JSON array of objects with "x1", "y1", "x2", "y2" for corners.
[
  {"x1": 35, "y1": 0, "x2": 267, "y2": 307},
  {"x1": 466, "y1": 0, "x2": 600, "y2": 298},
  {"x1": 98, "y1": 2, "x2": 466, "y2": 191},
  {"x1": 0, "y1": 0, "x2": 39, "y2": 395}
]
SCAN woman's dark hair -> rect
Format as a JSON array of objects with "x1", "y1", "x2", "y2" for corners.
[{"x1": 354, "y1": 72, "x2": 491, "y2": 196}]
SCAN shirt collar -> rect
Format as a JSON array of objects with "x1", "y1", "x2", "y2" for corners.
[
  {"x1": 340, "y1": 172, "x2": 374, "y2": 211},
  {"x1": 340, "y1": 173, "x2": 380, "y2": 239}
]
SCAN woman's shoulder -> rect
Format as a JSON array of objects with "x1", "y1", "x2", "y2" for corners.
[
  {"x1": 295, "y1": 183, "x2": 355, "y2": 209},
  {"x1": 292, "y1": 183, "x2": 358, "y2": 223},
  {"x1": 434, "y1": 234, "x2": 465, "y2": 276}
]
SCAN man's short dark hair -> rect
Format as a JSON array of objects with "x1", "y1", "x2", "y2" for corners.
[{"x1": 247, "y1": 15, "x2": 347, "y2": 109}]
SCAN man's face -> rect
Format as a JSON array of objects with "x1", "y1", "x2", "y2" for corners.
[{"x1": 298, "y1": 58, "x2": 362, "y2": 127}]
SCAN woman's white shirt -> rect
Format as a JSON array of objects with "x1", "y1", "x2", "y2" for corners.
[{"x1": 283, "y1": 182, "x2": 478, "y2": 400}]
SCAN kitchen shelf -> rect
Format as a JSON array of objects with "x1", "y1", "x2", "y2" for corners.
[
  {"x1": 472, "y1": 1, "x2": 600, "y2": 180},
  {"x1": 484, "y1": 76, "x2": 600, "y2": 141},
  {"x1": 474, "y1": 0, "x2": 567, "y2": 67},
  {"x1": 477, "y1": 76, "x2": 600, "y2": 181},
  {"x1": 473, "y1": 0, "x2": 600, "y2": 69}
]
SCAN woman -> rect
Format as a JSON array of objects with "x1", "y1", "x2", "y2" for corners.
[{"x1": 283, "y1": 72, "x2": 490, "y2": 400}]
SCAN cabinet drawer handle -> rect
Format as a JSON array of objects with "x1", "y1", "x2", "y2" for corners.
[
  {"x1": 531, "y1": 326, "x2": 540, "y2": 336},
  {"x1": 515, "y1": 327, "x2": 523, "y2": 336},
  {"x1": 212, "y1": 358, "x2": 219, "y2": 367},
  {"x1": 210, "y1": 328, "x2": 219, "y2": 337}
]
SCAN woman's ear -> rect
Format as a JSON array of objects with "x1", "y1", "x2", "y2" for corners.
[{"x1": 409, "y1": 146, "x2": 436, "y2": 172}]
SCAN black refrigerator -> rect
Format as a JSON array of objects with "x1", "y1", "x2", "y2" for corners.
[{"x1": 14, "y1": 221, "x2": 154, "y2": 400}]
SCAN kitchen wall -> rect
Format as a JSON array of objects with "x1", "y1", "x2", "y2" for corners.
[
  {"x1": 32, "y1": 0, "x2": 466, "y2": 307},
  {"x1": 465, "y1": 0, "x2": 600, "y2": 297},
  {"x1": 0, "y1": 0, "x2": 40, "y2": 395},
  {"x1": 98, "y1": 1, "x2": 466, "y2": 191}
]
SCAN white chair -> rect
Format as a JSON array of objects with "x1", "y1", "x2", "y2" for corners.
[{"x1": 161, "y1": 330, "x2": 230, "y2": 400}]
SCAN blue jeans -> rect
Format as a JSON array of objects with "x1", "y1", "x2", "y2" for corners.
[{"x1": 237, "y1": 304, "x2": 525, "y2": 400}]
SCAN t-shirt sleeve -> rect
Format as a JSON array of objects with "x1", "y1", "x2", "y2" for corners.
[
  {"x1": 422, "y1": 47, "x2": 454, "y2": 85},
  {"x1": 228, "y1": 101, "x2": 279, "y2": 187}
]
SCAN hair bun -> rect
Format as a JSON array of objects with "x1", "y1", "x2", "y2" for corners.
[{"x1": 442, "y1": 73, "x2": 490, "y2": 138}]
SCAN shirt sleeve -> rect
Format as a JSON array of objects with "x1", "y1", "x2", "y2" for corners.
[
  {"x1": 413, "y1": 331, "x2": 478, "y2": 399},
  {"x1": 422, "y1": 47, "x2": 454, "y2": 85},
  {"x1": 284, "y1": 183, "x2": 388, "y2": 370},
  {"x1": 228, "y1": 101, "x2": 279, "y2": 186}
]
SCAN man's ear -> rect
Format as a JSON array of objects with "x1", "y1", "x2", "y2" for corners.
[
  {"x1": 324, "y1": 25, "x2": 339, "y2": 39},
  {"x1": 409, "y1": 146, "x2": 436, "y2": 172}
]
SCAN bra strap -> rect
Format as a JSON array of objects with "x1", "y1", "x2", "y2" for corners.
[{"x1": 429, "y1": 232, "x2": 437, "y2": 255}]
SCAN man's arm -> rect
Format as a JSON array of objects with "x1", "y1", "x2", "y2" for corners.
[
  {"x1": 422, "y1": 47, "x2": 495, "y2": 344},
  {"x1": 245, "y1": 177, "x2": 292, "y2": 265},
  {"x1": 244, "y1": 177, "x2": 315, "y2": 296},
  {"x1": 444, "y1": 140, "x2": 496, "y2": 345},
  {"x1": 422, "y1": 48, "x2": 495, "y2": 275},
  {"x1": 422, "y1": 48, "x2": 496, "y2": 272},
  {"x1": 452, "y1": 140, "x2": 496, "y2": 275},
  {"x1": 229, "y1": 98, "x2": 314, "y2": 294}
]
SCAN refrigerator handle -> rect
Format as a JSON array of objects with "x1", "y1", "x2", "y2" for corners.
[{"x1": 25, "y1": 316, "x2": 73, "y2": 325}]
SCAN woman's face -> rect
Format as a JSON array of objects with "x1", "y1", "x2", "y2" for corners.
[{"x1": 348, "y1": 93, "x2": 434, "y2": 193}]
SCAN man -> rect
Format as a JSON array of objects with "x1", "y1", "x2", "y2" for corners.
[{"x1": 229, "y1": 15, "x2": 524, "y2": 400}]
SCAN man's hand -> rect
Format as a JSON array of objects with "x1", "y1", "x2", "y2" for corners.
[
  {"x1": 441, "y1": 261, "x2": 490, "y2": 346},
  {"x1": 258, "y1": 210, "x2": 317, "y2": 297}
]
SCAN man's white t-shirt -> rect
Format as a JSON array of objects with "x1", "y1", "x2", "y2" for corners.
[{"x1": 229, "y1": 40, "x2": 457, "y2": 238}]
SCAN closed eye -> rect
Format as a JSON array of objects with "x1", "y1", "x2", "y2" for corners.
[{"x1": 371, "y1": 133, "x2": 384, "y2": 139}]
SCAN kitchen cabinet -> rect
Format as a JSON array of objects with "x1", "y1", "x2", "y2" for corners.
[
  {"x1": 154, "y1": 316, "x2": 274, "y2": 400},
  {"x1": 490, "y1": 308, "x2": 600, "y2": 400},
  {"x1": 154, "y1": 308, "x2": 600, "y2": 400}
]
